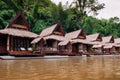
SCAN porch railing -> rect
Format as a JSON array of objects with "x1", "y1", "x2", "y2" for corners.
[{"x1": 40, "y1": 47, "x2": 58, "y2": 51}]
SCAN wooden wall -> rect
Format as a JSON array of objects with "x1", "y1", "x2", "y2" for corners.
[{"x1": 0, "y1": 34, "x2": 7, "y2": 54}]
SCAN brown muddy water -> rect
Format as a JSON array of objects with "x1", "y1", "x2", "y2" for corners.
[{"x1": 0, "y1": 56, "x2": 120, "y2": 80}]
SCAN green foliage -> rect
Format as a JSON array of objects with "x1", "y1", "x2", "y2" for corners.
[
  {"x1": 32, "y1": 44, "x2": 36, "y2": 51},
  {"x1": 32, "y1": 20, "x2": 48, "y2": 34},
  {"x1": 0, "y1": 0, "x2": 120, "y2": 38}
]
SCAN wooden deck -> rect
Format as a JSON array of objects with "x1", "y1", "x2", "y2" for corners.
[
  {"x1": 93, "y1": 51, "x2": 103, "y2": 55},
  {"x1": 8, "y1": 51, "x2": 42, "y2": 56},
  {"x1": 41, "y1": 51, "x2": 59, "y2": 55},
  {"x1": 59, "y1": 51, "x2": 72, "y2": 55},
  {"x1": 6, "y1": 50, "x2": 120, "y2": 56}
]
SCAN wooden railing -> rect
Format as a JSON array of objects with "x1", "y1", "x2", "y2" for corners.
[
  {"x1": 42, "y1": 47, "x2": 58, "y2": 51},
  {"x1": 59, "y1": 49, "x2": 70, "y2": 52}
]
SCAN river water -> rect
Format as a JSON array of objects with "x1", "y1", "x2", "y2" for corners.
[{"x1": 0, "y1": 56, "x2": 120, "y2": 80}]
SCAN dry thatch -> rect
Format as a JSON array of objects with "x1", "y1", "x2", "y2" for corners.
[
  {"x1": 65, "y1": 29, "x2": 86, "y2": 39},
  {"x1": 90, "y1": 36, "x2": 115, "y2": 48},
  {"x1": 90, "y1": 41, "x2": 102, "y2": 45},
  {"x1": 31, "y1": 34, "x2": 67, "y2": 44},
  {"x1": 40, "y1": 23, "x2": 64, "y2": 37},
  {"x1": 40, "y1": 24, "x2": 57, "y2": 37},
  {"x1": 115, "y1": 44, "x2": 120, "y2": 47},
  {"x1": 0, "y1": 28, "x2": 38, "y2": 38},
  {"x1": 58, "y1": 40, "x2": 70, "y2": 46},
  {"x1": 103, "y1": 43, "x2": 115, "y2": 49},
  {"x1": 103, "y1": 45, "x2": 113, "y2": 49},
  {"x1": 44, "y1": 35, "x2": 66, "y2": 41},
  {"x1": 31, "y1": 37, "x2": 43, "y2": 44},
  {"x1": 71, "y1": 39, "x2": 93, "y2": 45},
  {"x1": 86, "y1": 33, "x2": 102, "y2": 42},
  {"x1": 102, "y1": 36, "x2": 114, "y2": 43},
  {"x1": 114, "y1": 38, "x2": 120, "y2": 44},
  {"x1": 92, "y1": 45, "x2": 103, "y2": 48}
]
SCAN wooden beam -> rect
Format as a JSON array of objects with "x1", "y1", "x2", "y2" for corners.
[
  {"x1": 7, "y1": 35, "x2": 10, "y2": 51},
  {"x1": 11, "y1": 36, "x2": 13, "y2": 51},
  {"x1": 27, "y1": 40, "x2": 29, "y2": 49},
  {"x1": 12, "y1": 24, "x2": 28, "y2": 30}
]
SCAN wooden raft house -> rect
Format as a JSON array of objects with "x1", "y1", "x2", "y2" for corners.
[
  {"x1": 86, "y1": 33, "x2": 103, "y2": 54},
  {"x1": 0, "y1": 11, "x2": 38, "y2": 56},
  {"x1": 31, "y1": 23, "x2": 66, "y2": 55},
  {"x1": 65, "y1": 29, "x2": 87, "y2": 55},
  {"x1": 58, "y1": 40, "x2": 72, "y2": 55},
  {"x1": 114, "y1": 38, "x2": 120, "y2": 54},
  {"x1": 102, "y1": 36, "x2": 116, "y2": 54}
]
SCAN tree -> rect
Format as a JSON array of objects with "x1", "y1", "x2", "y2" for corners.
[
  {"x1": 0, "y1": 0, "x2": 56, "y2": 31},
  {"x1": 1, "y1": 0, "x2": 120, "y2": 39},
  {"x1": 70, "y1": 0, "x2": 105, "y2": 17}
]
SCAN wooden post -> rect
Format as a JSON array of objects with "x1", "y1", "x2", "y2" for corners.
[
  {"x1": 10, "y1": 36, "x2": 13, "y2": 51},
  {"x1": 69, "y1": 44, "x2": 72, "y2": 54},
  {"x1": 27, "y1": 40, "x2": 29, "y2": 50},
  {"x1": 7, "y1": 35, "x2": 10, "y2": 51}
]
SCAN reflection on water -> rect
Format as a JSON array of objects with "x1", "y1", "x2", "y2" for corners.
[{"x1": 0, "y1": 56, "x2": 120, "y2": 80}]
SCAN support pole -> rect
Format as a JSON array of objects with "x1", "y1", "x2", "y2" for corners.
[{"x1": 7, "y1": 35, "x2": 10, "y2": 51}]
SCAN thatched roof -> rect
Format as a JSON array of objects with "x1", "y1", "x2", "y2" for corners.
[
  {"x1": 7, "y1": 11, "x2": 30, "y2": 31},
  {"x1": 58, "y1": 40, "x2": 70, "y2": 46},
  {"x1": 92, "y1": 45, "x2": 103, "y2": 48},
  {"x1": 44, "y1": 35, "x2": 66, "y2": 41},
  {"x1": 87, "y1": 33, "x2": 102, "y2": 42},
  {"x1": 31, "y1": 37, "x2": 43, "y2": 44},
  {"x1": 40, "y1": 23, "x2": 64, "y2": 37},
  {"x1": 102, "y1": 36, "x2": 114, "y2": 43},
  {"x1": 65, "y1": 29, "x2": 86, "y2": 39},
  {"x1": 31, "y1": 35, "x2": 67, "y2": 44},
  {"x1": 90, "y1": 36, "x2": 115, "y2": 47},
  {"x1": 0, "y1": 28, "x2": 38, "y2": 38},
  {"x1": 71, "y1": 39, "x2": 93, "y2": 45},
  {"x1": 103, "y1": 45, "x2": 113, "y2": 49},
  {"x1": 115, "y1": 44, "x2": 120, "y2": 47},
  {"x1": 103, "y1": 43, "x2": 115, "y2": 49},
  {"x1": 115, "y1": 38, "x2": 120, "y2": 44},
  {"x1": 0, "y1": 11, "x2": 38, "y2": 39},
  {"x1": 92, "y1": 42, "x2": 116, "y2": 49},
  {"x1": 90, "y1": 41, "x2": 102, "y2": 45}
]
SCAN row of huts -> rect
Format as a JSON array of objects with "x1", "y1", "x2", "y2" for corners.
[{"x1": 0, "y1": 11, "x2": 120, "y2": 56}]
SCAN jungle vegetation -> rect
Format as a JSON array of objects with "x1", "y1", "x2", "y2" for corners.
[{"x1": 0, "y1": 0, "x2": 120, "y2": 38}]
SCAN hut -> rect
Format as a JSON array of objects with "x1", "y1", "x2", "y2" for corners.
[
  {"x1": 65, "y1": 29, "x2": 87, "y2": 55},
  {"x1": 103, "y1": 44, "x2": 116, "y2": 54},
  {"x1": 114, "y1": 44, "x2": 120, "y2": 54},
  {"x1": 31, "y1": 23, "x2": 66, "y2": 55},
  {"x1": 58, "y1": 40, "x2": 72, "y2": 55},
  {"x1": 86, "y1": 33, "x2": 103, "y2": 54},
  {"x1": 114, "y1": 38, "x2": 120, "y2": 54},
  {"x1": 92, "y1": 44, "x2": 103, "y2": 54},
  {"x1": 0, "y1": 11, "x2": 38, "y2": 55},
  {"x1": 102, "y1": 36, "x2": 116, "y2": 54}
]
